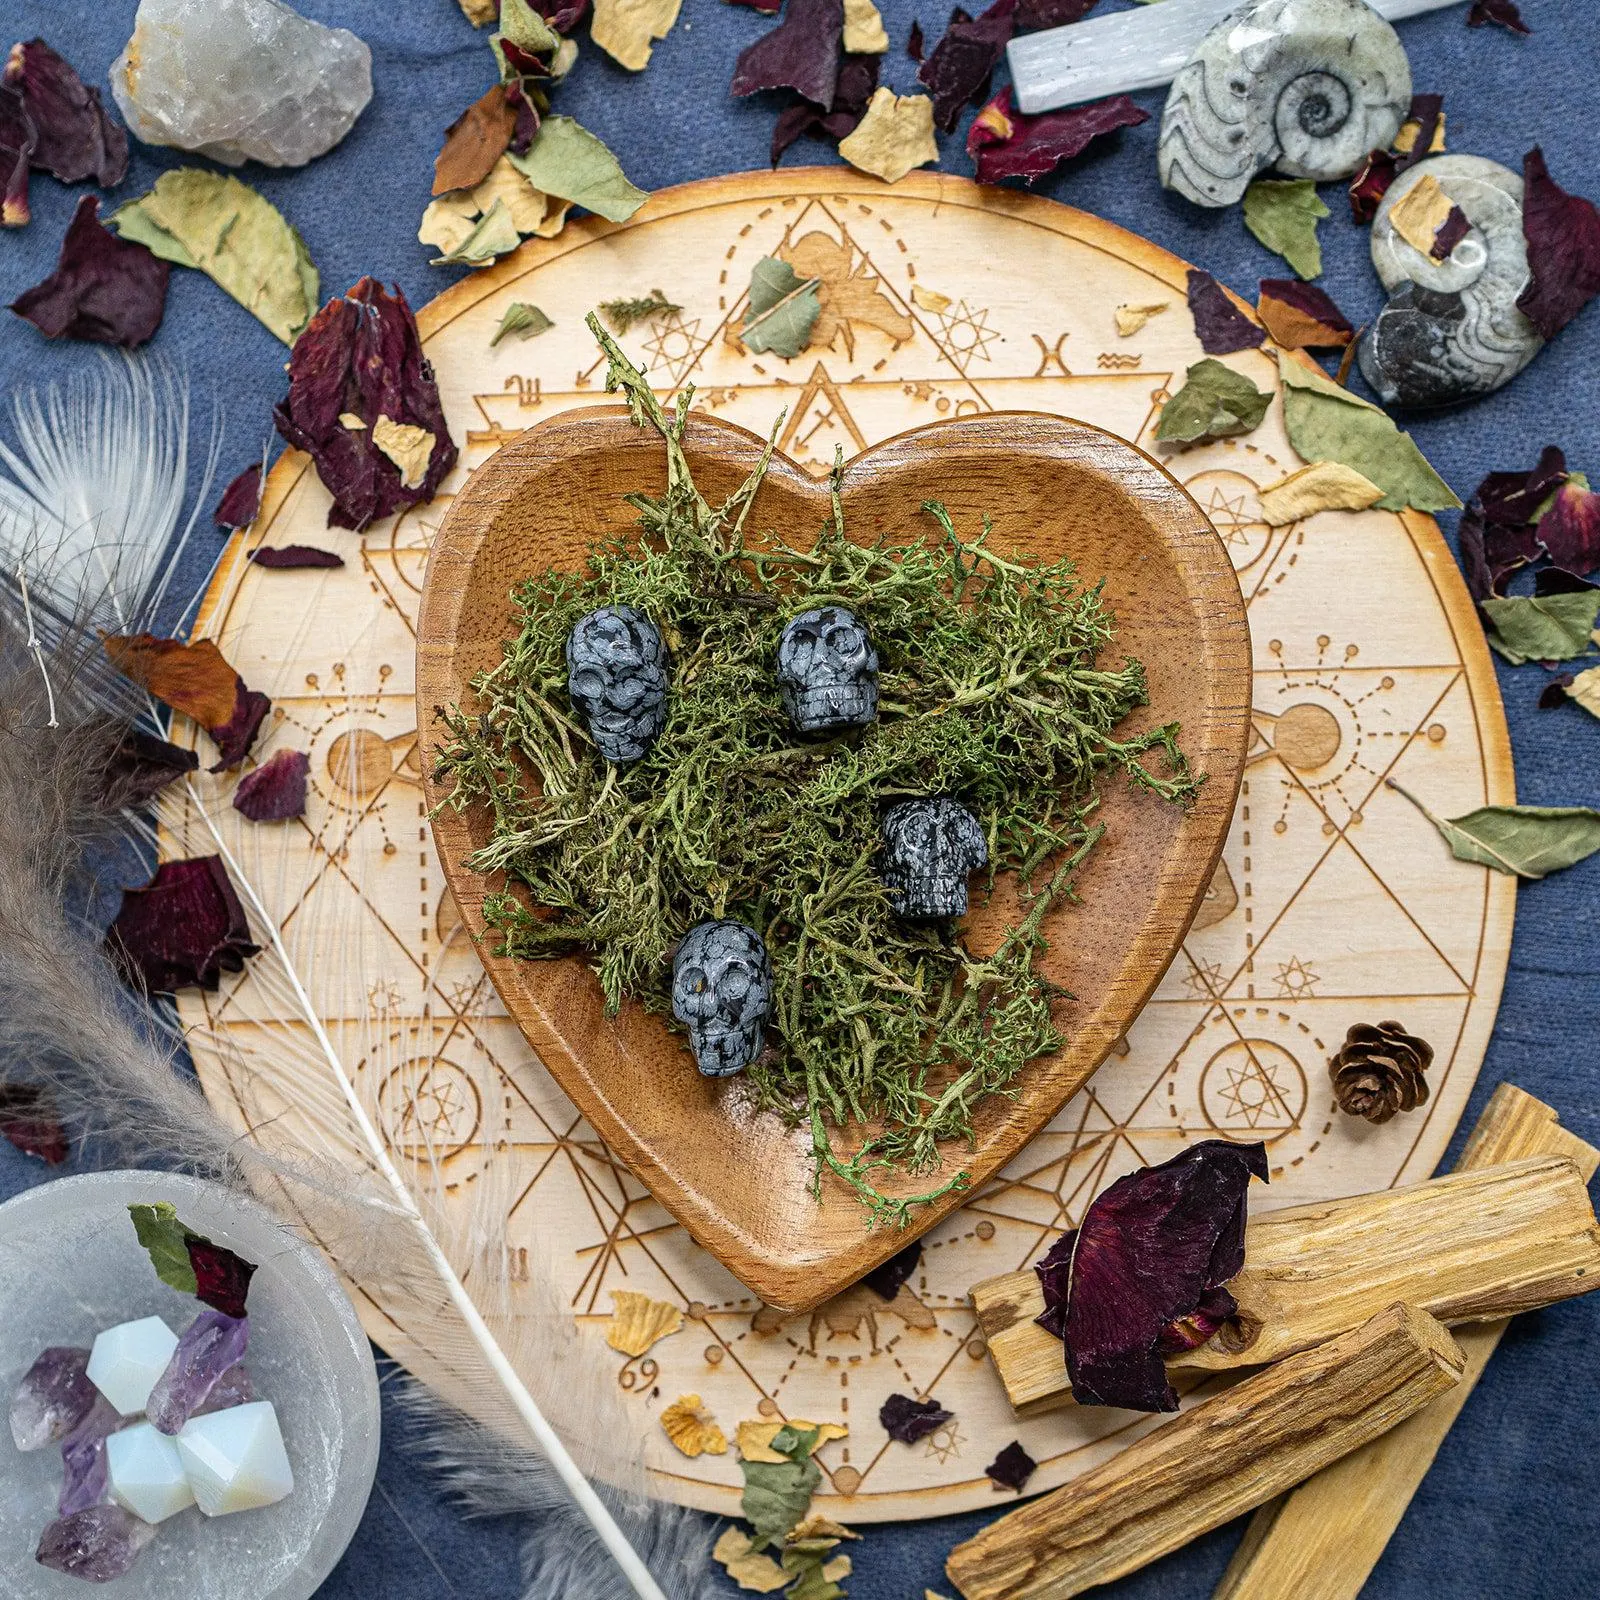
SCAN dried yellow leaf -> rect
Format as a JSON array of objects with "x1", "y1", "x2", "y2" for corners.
[
  {"x1": 736, "y1": 1418, "x2": 848, "y2": 1462},
  {"x1": 534, "y1": 199, "x2": 573, "y2": 239},
  {"x1": 712, "y1": 1528, "x2": 789, "y2": 1594},
  {"x1": 823, "y1": 1556, "x2": 853, "y2": 1582},
  {"x1": 912, "y1": 284, "x2": 951, "y2": 313},
  {"x1": 606, "y1": 1289, "x2": 684, "y2": 1356},
  {"x1": 417, "y1": 192, "x2": 480, "y2": 256},
  {"x1": 1388, "y1": 173, "x2": 1456, "y2": 257},
  {"x1": 1567, "y1": 665, "x2": 1600, "y2": 719},
  {"x1": 927, "y1": 1592, "x2": 956, "y2": 1600},
  {"x1": 838, "y1": 88, "x2": 938, "y2": 185},
  {"x1": 1115, "y1": 301, "x2": 1169, "y2": 337},
  {"x1": 338, "y1": 412, "x2": 366, "y2": 430},
  {"x1": 591, "y1": 0, "x2": 683, "y2": 71},
  {"x1": 1257, "y1": 460, "x2": 1385, "y2": 526},
  {"x1": 471, "y1": 155, "x2": 550, "y2": 235},
  {"x1": 372, "y1": 416, "x2": 436, "y2": 489},
  {"x1": 843, "y1": 0, "x2": 889, "y2": 53},
  {"x1": 791, "y1": 1514, "x2": 859, "y2": 1541},
  {"x1": 457, "y1": 0, "x2": 498, "y2": 22},
  {"x1": 660, "y1": 1394, "x2": 727, "y2": 1458}
]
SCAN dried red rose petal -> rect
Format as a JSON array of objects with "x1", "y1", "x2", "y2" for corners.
[
  {"x1": 984, "y1": 1440, "x2": 1036, "y2": 1492},
  {"x1": 861, "y1": 1239, "x2": 921, "y2": 1301},
  {"x1": 4, "y1": 41, "x2": 127, "y2": 187},
  {"x1": 104, "y1": 635, "x2": 242, "y2": 729},
  {"x1": 919, "y1": 0, "x2": 1015, "y2": 133},
  {"x1": 233, "y1": 748, "x2": 310, "y2": 822},
  {"x1": 966, "y1": 86, "x2": 1144, "y2": 184},
  {"x1": 731, "y1": 0, "x2": 844, "y2": 109},
  {"x1": 0, "y1": 1083, "x2": 67, "y2": 1164},
  {"x1": 0, "y1": 80, "x2": 36, "y2": 226},
  {"x1": 107, "y1": 856, "x2": 260, "y2": 994},
  {"x1": 1394, "y1": 92, "x2": 1442, "y2": 175},
  {"x1": 1432, "y1": 204, "x2": 1470, "y2": 260},
  {"x1": 208, "y1": 680, "x2": 271, "y2": 772},
  {"x1": 10, "y1": 195, "x2": 168, "y2": 347},
  {"x1": 1256, "y1": 279, "x2": 1354, "y2": 350},
  {"x1": 1056, "y1": 1139, "x2": 1268, "y2": 1413},
  {"x1": 1186, "y1": 269, "x2": 1265, "y2": 356},
  {"x1": 1516, "y1": 147, "x2": 1600, "y2": 341},
  {"x1": 728, "y1": 0, "x2": 783, "y2": 11},
  {"x1": 1539, "y1": 674, "x2": 1575, "y2": 708},
  {"x1": 249, "y1": 544, "x2": 344, "y2": 570},
  {"x1": 213, "y1": 463, "x2": 263, "y2": 530},
  {"x1": 907, "y1": 19, "x2": 924, "y2": 59},
  {"x1": 1479, "y1": 444, "x2": 1568, "y2": 528},
  {"x1": 1532, "y1": 566, "x2": 1595, "y2": 597},
  {"x1": 879, "y1": 1392, "x2": 951, "y2": 1444},
  {"x1": 1538, "y1": 481, "x2": 1600, "y2": 577},
  {"x1": 1349, "y1": 146, "x2": 1398, "y2": 224},
  {"x1": 1468, "y1": 0, "x2": 1529, "y2": 33},
  {"x1": 507, "y1": 81, "x2": 541, "y2": 153},
  {"x1": 186, "y1": 1238, "x2": 258, "y2": 1320},
  {"x1": 772, "y1": 52, "x2": 879, "y2": 165},
  {"x1": 273, "y1": 277, "x2": 458, "y2": 532},
  {"x1": 536, "y1": 0, "x2": 591, "y2": 28},
  {"x1": 102, "y1": 729, "x2": 198, "y2": 810},
  {"x1": 1015, "y1": 0, "x2": 1098, "y2": 24}
]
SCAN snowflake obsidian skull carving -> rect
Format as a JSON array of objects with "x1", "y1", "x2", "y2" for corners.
[
  {"x1": 777, "y1": 606, "x2": 879, "y2": 735},
  {"x1": 880, "y1": 799, "x2": 989, "y2": 920},
  {"x1": 564, "y1": 605, "x2": 668, "y2": 764},
  {"x1": 671, "y1": 920, "x2": 774, "y2": 1077}
]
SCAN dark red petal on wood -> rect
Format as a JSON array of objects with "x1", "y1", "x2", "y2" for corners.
[
  {"x1": 186, "y1": 1238, "x2": 257, "y2": 1320},
  {"x1": 10, "y1": 195, "x2": 167, "y2": 347},
  {"x1": 861, "y1": 1239, "x2": 921, "y2": 1301},
  {"x1": 731, "y1": 0, "x2": 844, "y2": 108},
  {"x1": 0, "y1": 1084, "x2": 68, "y2": 1164},
  {"x1": 107, "y1": 856, "x2": 260, "y2": 994},
  {"x1": 1467, "y1": 0, "x2": 1530, "y2": 33},
  {"x1": 208, "y1": 681, "x2": 271, "y2": 772},
  {"x1": 1349, "y1": 147, "x2": 1398, "y2": 224},
  {"x1": 249, "y1": 544, "x2": 345, "y2": 569},
  {"x1": 879, "y1": 1392, "x2": 952, "y2": 1443},
  {"x1": 233, "y1": 749, "x2": 310, "y2": 822},
  {"x1": 1186, "y1": 268, "x2": 1266, "y2": 355},
  {"x1": 1256, "y1": 278, "x2": 1354, "y2": 350},
  {"x1": 1033, "y1": 1227, "x2": 1077, "y2": 1339},
  {"x1": 1062, "y1": 1139, "x2": 1267, "y2": 1412},
  {"x1": 1516, "y1": 146, "x2": 1600, "y2": 341},
  {"x1": 918, "y1": 0, "x2": 1016, "y2": 133},
  {"x1": 984, "y1": 1440, "x2": 1036, "y2": 1492},
  {"x1": 213, "y1": 463, "x2": 263, "y2": 530},
  {"x1": 967, "y1": 87, "x2": 1145, "y2": 184},
  {"x1": 4, "y1": 40, "x2": 127, "y2": 186}
]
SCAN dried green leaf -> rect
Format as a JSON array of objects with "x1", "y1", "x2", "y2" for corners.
[
  {"x1": 507, "y1": 115, "x2": 647, "y2": 224},
  {"x1": 492, "y1": 302, "x2": 555, "y2": 346},
  {"x1": 599, "y1": 290, "x2": 680, "y2": 334},
  {"x1": 110, "y1": 169, "x2": 318, "y2": 345},
  {"x1": 429, "y1": 197, "x2": 522, "y2": 267},
  {"x1": 1479, "y1": 590, "x2": 1600, "y2": 664},
  {"x1": 1277, "y1": 357, "x2": 1460, "y2": 513},
  {"x1": 741, "y1": 1424, "x2": 822, "y2": 1552},
  {"x1": 1389, "y1": 781, "x2": 1600, "y2": 879},
  {"x1": 1243, "y1": 178, "x2": 1328, "y2": 279},
  {"x1": 741, "y1": 257, "x2": 821, "y2": 358},
  {"x1": 1155, "y1": 358, "x2": 1271, "y2": 444},
  {"x1": 494, "y1": 0, "x2": 562, "y2": 69},
  {"x1": 127, "y1": 1201, "x2": 198, "y2": 1296}
]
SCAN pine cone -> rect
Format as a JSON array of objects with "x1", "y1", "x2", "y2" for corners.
[{"x1": 1329, "y1": 1021, "x2": 1434, "y2": 1124}]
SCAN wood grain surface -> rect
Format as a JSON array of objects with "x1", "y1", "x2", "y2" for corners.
[{"x1": 417, "y1": 406, "x2": 1251, "y2": 1309}]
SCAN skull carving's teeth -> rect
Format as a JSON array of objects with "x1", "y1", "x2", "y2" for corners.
[
  {"x1": 564, "y1": 604, "x2": 670, "y2": 765},
  {"x1": 671, "y1": 919, "x2": 774, "y2": 1078},
  {"x1": 777, "y1": 606, "x2": 880, "y2": 736},
  {"x1": 880, "y1": 798, "x2": 989, "y2": 922}
]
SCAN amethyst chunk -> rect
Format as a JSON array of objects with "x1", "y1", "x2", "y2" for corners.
[
  {"x1": 59, "y1": 1395, "x2": 122, "y2": 1515},
  {"x1": 36, "y1": 1504, "x2": 157, "y2": 1582},
  {"x1": 9, "y1": 1346, "x2": 96, "y2": 1451},
  {"x1": 146, "y1": 1309, "x2": 250, "y2": 1434}
]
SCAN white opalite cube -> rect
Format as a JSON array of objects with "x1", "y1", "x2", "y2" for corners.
[
  {"x1": 176, "y1": 1401, "x2": 295, "y2": 1516},
  {"x1": 107, "y1": 1422, "x2": 197, "y2": 1524},
  {"x1": 87, "y1": 1317, "x2": 179, "y2": 1417}
]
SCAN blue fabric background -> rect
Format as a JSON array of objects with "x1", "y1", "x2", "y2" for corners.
[{"x1": 1, "y1": 1, "x2": 1597, "y2": 1594}]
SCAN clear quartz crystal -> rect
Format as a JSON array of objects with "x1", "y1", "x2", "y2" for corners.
[
  {"x1": 9, "y1": 1347, "x2": 96, "y2": 1452},
  {"x1": 109, "y1": 0, "x2": 373, "y2": 168}
]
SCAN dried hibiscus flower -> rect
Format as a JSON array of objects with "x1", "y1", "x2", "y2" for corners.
[
  {"x1": 918, "y1": 0, "x2": 1015, "y2": 133},
  {"x1": 1516, "y1": 147, "x2": 1600, "y2": 341},
  {"x1": 879, "y1": 1392, "x2": 951, "y2": 1444},
  {"x1": 1035, "y1": 1139, "x2": 1268, "y2": 1413},
  {"x1": 1186, "y1": 268, "x2": 1265, "y2": 356},
  {"x1": 10, "y1": 195, "x2": 168, "y2": 347},
  {"x1": 966, "y1": 87, "x2": 1145, "y2": 185},
  {"x1": 731, "y1": 0, "x2": 844, "y2": 110},
  {"x1": 984, "y1": 1440, "x2": 1036, "y2": 1492},
  {"x1": 107, "y1": 856, "x2": 260, "y2": 994},
  {"x1": 233, "y1": 749, "x2": 310, "y2": 823},
  {"x1": 273, "y1": 277, "x2": 458, "y2": 531},
  {"x1": 249, "y1": 545, "x2": 344, "y2": 570}
]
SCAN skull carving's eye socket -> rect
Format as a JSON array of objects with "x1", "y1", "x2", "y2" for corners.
[
  {"x1": 679, "y1": 965, "x2": 708, "y2": 996},
  {"x1": 720, "y1": 964, "x2": 751, "y2": 1001},
  {"x1": 572, "y1": 668, "x2": 606, "y2": 698},
  {"x1": 823, "y1": 625, "x2": 856, "y2": 652}
]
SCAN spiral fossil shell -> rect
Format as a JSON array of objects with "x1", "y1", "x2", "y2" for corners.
[
  {"x1": 1158, "y1": 0, "x2": 1412, "y2": 208},
  {"x1": 1359, "y1": 154, "x2": 1545, "y2": 409}
]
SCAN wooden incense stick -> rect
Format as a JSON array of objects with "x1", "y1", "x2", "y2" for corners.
[
  {"x1": 970, "y1": 1152, "x2": 1600, "y2": 1417},
  {"x1": 945, "y1": 1303, "x2": 1465, "y2": 1600},
  {"x1": 1211, "y1": 1085, "x2": 1600, "y2": 1600}
]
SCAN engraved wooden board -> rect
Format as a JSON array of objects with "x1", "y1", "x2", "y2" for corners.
[{"x1": 176, "y1": 169, "x2": 1514, "y2": 1520}]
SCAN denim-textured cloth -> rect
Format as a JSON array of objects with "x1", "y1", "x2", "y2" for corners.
[{"x1": 1, "y1": 0, "x2": 1597, "y2": 1594}]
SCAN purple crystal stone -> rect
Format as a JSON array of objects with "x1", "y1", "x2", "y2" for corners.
[
  {"x1": 36, "y1": 1504, "x2": 158, "y2": 1582},
  {"x1": 59, "y1": 1395, "x2": 122, "y2": 1516},
  {"x1": 9, "y1": 1346, "x2": 97, "y2": 1451},
  {"x1": 146, "y1": 1309, "x2": 250, "y2": 1434},
  {"x1": 194, "y1": 1361, "x2": 255, "y2": 1416}
]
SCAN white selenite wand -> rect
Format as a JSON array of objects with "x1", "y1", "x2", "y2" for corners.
[{"x1": 1008, "y1": 0, "x2": 1464, "y2": 115}]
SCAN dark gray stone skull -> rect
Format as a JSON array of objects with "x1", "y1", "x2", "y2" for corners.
[
  {"x1": 671, "y1": 919, "x2": 774, "y2": 1077},
  {"x1": 880, "y1": 798, "x2": 989, "y2": 920},
  {"x1": 565, "y1": 605, "x2": 668, "y2": 765},
  {"x1": 777, "y1": 606, "x2": 879, "y2": 735}
]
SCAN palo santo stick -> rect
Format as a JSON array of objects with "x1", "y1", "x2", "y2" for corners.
[
  {"x1": 971, "y1": 1152, "x2": 1600, "y2": 1417},
  {"x1": 1213, "y1": 1085, "x2": 1600, "y2": 1600},
  {"x1": 945, "y1": 1303, "x2": 1466, "y2": 1600}
]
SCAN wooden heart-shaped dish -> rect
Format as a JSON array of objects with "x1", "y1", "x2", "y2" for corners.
[{"x1": 417, "y1": 406, "x2": 1249, "y2": 1311}]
